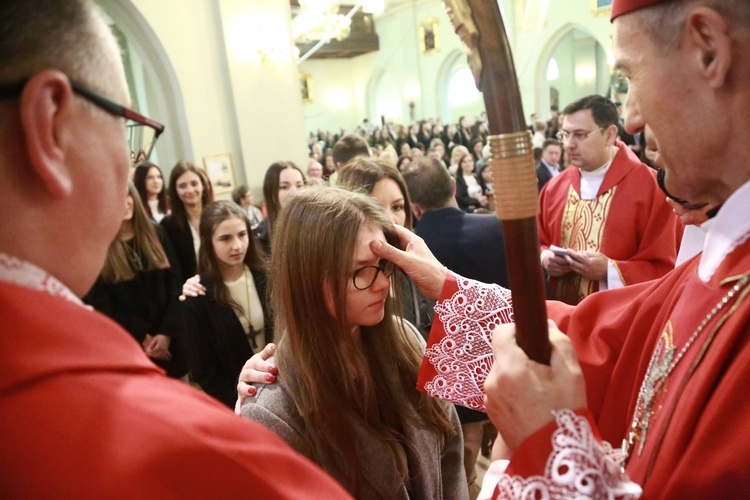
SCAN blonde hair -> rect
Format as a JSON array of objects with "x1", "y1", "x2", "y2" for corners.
[
  {"x1": 270, "y1": 187, "x2": 454, "y2": 496},
  {"x1": 101, "y1": 182, "x2": 169, "y2": 283}
]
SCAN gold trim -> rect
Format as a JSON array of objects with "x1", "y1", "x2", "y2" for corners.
[
  {"x1": 556, "y1": 185, "x2": 617, "y2": 304},
  {"x1": 488, "y1": 132, "x2": 538, "y2": 220},
  {"x1": 611, "y1": 259, "x2": 627, "y2": 286},
  {"x1": 590, "y1": 0, "x2": 612, "y2": 17},
  {"x1": 418, "y1": 17, "x2": 440, "y2": 55},
  {"x1": 444, "y1": 0, "x2": 481, "y2": 84},
  {"x1": 644, "y1": 278, "x2": 750, "y2": 481}
]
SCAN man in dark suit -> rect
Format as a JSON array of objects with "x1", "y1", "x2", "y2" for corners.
[
  {"x1": 402, "y1": 157, "x2": 508, "y2": 498},
  {"x1": 535, "y1": 138, "x2": 563, "y2": 192}
]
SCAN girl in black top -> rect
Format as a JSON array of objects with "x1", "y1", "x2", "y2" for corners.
[
  {"x1": 160, "y1": 161, "x2": 210, "y2": 283},
  {"x1": 181, "y1": 201, "x2": 270, "y2": 407},
  {"x1": 85, "y1": 182, "x2": 187, "y2": 378}
]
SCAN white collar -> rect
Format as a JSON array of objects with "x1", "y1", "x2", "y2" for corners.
[
  {"x1": 699, "y1": 179, "x2": 750, "y2": 282},
  {"x1": 579, "y1": 146, "x2": 617, "y2": 179},
  {"x1": 0, "y1": 252, "x2": 82, "y2": 305},
  {"x1": 541, "y1": 159, "x2": 559, "y2": 171}
]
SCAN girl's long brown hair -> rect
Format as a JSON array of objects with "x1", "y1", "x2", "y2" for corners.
[
  {"x1": 261, "y1": 161, "x2": 304, "y2": 234},
  {"x1": 337, "y1": 157, "x2": 414, "y2": 229},
  {"x1": 270, "y1": 187, "x2": 454, "y2": 497},
  {"x1": 133, "y1": 161, "x2": 169, "y2": 219},
  {"x1": 167, "y1": 160, "x2": 210, "y2": 230},
  {"x1": 197, "y1": 201, "x2": 265, "y2": 312},
  {"x1": 101, "y1": 182, "x2": 170, "y2": 283}
]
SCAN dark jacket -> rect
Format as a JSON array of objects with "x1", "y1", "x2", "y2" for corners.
[
  {"x1": 536, "y1": 161, "x2": 559, "y2": 192},
  {"x1": 84, "y1": 224, "x2": 187, "y2": 377},
  {"x1": 414, "y1": 206, "x2": 509, "y2": 423},
  {"x1": 160, "y1": 214, "x2": 198, "y2": 283},
  {"x1": 454, "y1": 173, "x2": 489, "y2": 213},
  {"x1": 181, "y1": 271, "x2": 272, "y2": 408},
  {"x1": 252, "y1": 219, "x2": 271, "y2": 256},
  {"x1": 398, "y1": 271, "x2": 435, "y2": 340}
]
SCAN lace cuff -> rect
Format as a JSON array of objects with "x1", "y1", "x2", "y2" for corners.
[
  {"x1": 417, "y1": 272, "x2": 513, "y2": 410},
  {"x1": 494, "y1": 409, "x2": 642, "y2": 499}
]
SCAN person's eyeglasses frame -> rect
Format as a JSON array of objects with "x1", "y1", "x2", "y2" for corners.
[
  {"x1": 0, "y1": 78, "x2": 165, "y2": 161},
  {"x1": 556, "y1": 127, "x2": 606, "y2": 144},
  {"x1": 352, "y1": 260, "x2": 396, "y2": 291}
]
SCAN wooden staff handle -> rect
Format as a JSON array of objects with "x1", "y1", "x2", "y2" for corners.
[{"x1": 444, "y1": 0, "x2": 551, "y2": 364}]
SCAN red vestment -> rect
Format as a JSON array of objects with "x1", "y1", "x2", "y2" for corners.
[
  {"x1": 0, "y1": 278, "x2": 350, "y2": 498},
  {"x1": 419, "y1": 237, "x2": 750, "y2": 497},
  {"x1": 538, "y1": 141, "x2": 681, "y2": 303}
]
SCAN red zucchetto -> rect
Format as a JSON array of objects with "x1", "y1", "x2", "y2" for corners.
[{"x1": 610, "y1": 0, "x2": 674, "y2": 21}]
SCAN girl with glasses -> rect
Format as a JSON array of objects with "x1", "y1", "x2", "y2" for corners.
[
  {"x1": 337, "y1": 157, "x2": 435, "y2": 339},
  {"x1": 240, "y1": 187, "x2": 465, "y2": 499}
]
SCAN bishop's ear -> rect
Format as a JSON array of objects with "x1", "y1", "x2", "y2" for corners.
[
  {"x1": 685, "y1": 7, "x2": 731, "y2": 89},
  {"x1": 20, "y1": 70, "x2": 75, "y2": 199}
]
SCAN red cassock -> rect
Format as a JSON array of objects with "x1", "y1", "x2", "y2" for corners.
[
  {"x1": 0, "y1": 282, "x2": 350, "y2": 498},
  {"x1": 418, "y1": 237, "x2": 750, "y2": 497},
  {"x1": 538, "y1": 141, "x2": 681, "y2": 303}
]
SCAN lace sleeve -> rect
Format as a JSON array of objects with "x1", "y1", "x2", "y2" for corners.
[
  {"x1": 494, "y1": 409, "x2": 642, "y2": 499},
  {"x1": 421, "y1": 273, "x2": 514, "y2": 410}
]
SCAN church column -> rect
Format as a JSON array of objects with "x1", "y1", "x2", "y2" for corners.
[{"x1": 217, "y1": 0, "x2": 308, "y2": 190}]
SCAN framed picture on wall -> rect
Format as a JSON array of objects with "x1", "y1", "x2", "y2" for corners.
[
  {"x1": 591, "y1": 0, "x2": 612, "y2": 16},
  {"x1": 419, "y1": 17, "x2": 440, "y2": 55},
  {"x1": 203, "y1": 153, "x2": 236, "y2": 195},
  {"x1": 299, "y1": 72, "x2": 312, "y2": 104}
]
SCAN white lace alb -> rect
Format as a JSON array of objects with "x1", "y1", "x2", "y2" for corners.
[
  {"x1": 423, "y1": 274, "x2": 513, "y2": 411},
  {"x1": 0, "y1": 252, "x2": 81, "y2": 305},
  {"x1": 494, "y1": 410, "x2": 642, "y2": 499}
]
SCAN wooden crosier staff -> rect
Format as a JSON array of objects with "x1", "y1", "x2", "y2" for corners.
[{"x1": 445, "y1": 0, "x2": 551, "y2": 364}]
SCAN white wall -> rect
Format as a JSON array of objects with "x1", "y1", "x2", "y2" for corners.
[
  {"x1": 103, "y1": 0, "x2": 615, "y2": 195},
  {"x1": 109, "y1": 0, "x2": 309, "y2": 198},
  {"x1": 298, "y1": 0, "x2": 615, "y2": 134}
]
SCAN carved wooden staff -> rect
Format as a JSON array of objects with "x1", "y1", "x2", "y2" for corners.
[{"x1": 445, "y1": 0, "x2": 551, "y2": 364}]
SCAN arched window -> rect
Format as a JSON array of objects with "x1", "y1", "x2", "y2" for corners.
[{"x1": 447, "y1": 67, "x2": 480, "y2": 107}]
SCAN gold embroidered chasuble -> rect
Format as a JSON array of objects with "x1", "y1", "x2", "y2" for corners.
[{"x1": 556, "y1": 185, "x2": 617, "y2": 304}]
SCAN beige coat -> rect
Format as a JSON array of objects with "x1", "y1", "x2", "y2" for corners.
[{"x1": 241, "y1": 324, "x2": 467, "y2": 500}]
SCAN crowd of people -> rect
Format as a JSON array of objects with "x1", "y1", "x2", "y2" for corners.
[{"x1": 5, "y1": 0, "x2": 750, "y2": 498}]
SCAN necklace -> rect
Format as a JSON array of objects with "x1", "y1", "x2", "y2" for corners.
[
  {"x1": 242, "y1": 266, "x2": 252, "y2": 325},
  {"x1": 624, "y1": 274, "x2": 750, "y2": 461},
  {"x1": 124, "y1": 239, "x2": 144, "y2": 272}
]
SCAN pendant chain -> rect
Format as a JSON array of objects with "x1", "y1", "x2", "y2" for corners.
[{"x1": 624, "y1": 275, "x2": 750, "y2": 462}]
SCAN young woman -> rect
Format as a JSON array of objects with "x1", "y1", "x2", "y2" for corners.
[
  {"x1": 161, "y1": 161, "x2": 210, "y2": 283},
  {"x1": 454, "y1": 152, "x2": 489, "y2": 213},
  {"x1": 84, "y1": 182, "x2": 187, "y2": 379},
  {"x1": 133, "y1": 162, "x2": 169, "y2": 222},
  {"x1": 336, "y1": 158, "x2": 435, "y2": 338},
  {"x1": 240, "y1": 187, "x2": 464, "y2": 499},
  {"x1": 182, "y1": 201, "x2": 270, "y2": 408},
  {"x1": 254, "y1": 161, "x2": 305, "y2": 254},
  {"x1": 448, "y1": 144, "x2": 470, "y2": 176}
]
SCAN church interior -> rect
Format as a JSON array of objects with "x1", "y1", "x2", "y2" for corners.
[{"x1": 101, "y1": 0, "x2": 620, "y2": 196}]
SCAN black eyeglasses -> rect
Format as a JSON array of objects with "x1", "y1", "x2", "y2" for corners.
[
  {"x1": 352, "y1": 260, "x2": 396, "y2": 290},
  {"x1": 0, "y1": 78, "x2": 165, "y2": 161}
]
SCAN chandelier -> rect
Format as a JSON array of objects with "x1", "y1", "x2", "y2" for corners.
[{"x1": 292, "y1": 0, "x2": 352, "y2": 43}]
